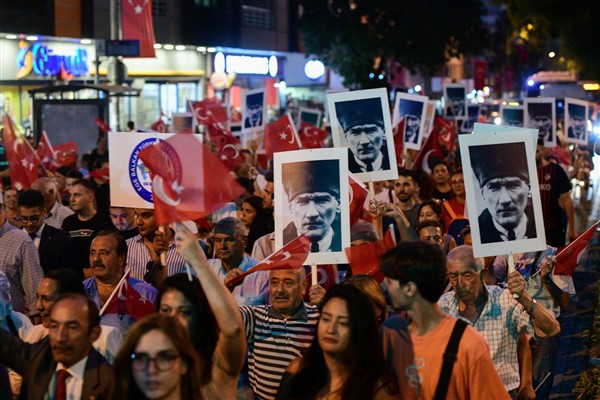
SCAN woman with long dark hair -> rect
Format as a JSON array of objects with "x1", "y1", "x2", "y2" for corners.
[
  {"x1": 240, "y1": 195, "x2": 274, "y2": 254},
  {"x1": 114, "y1": 314, "x2": 202, "y2": 399},
  {"x1": 277, "y1": 285, "x2": 398, "y2": 400}
]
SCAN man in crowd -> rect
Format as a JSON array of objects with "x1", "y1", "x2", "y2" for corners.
[
  {"x1": 240, "y1": 268, "x2": 322, "y2": 399},
  {"x1": 61, "y1": 179, "x2": 111, "y2": 278},
  {"x1": 380, "y1": 241, "x2": 507, "y2": 398},
  {"x1": 108, "y1": 206, "x2": 138, "y2": 240},
  {"x1": 536, "y1": 141, "x2": 576, "y2": 247},
  {"x1": 377, "y1": 169, "x2": 421, "y2": 242},
  {"x1": 31, "y1": 177, "x2": 74, "y2": 229},
  {"x1": 470, "y1": 142, "x2": 537, "y2": 243},
  {"x1": 208, "y1": 217, "x2": 268, "y2": 306},
  {"x1": 438, "y1": 246, "x2": 560, "y2": 397},
  {"x1": 282, "y1": 160, "x2": 342, "y2": 252},
  {"x1": 432, "y1": 161, "x2": 455, "y2": 202},
  {"x1": 126, "y1": 208, "x2": 188, "y2": 283},
  {"x1": 0, "y1": 194, "x2": 43, "y2": 318},
  {"x1": 0, "y1": 293, "x2": 115, "y2": 399},
  {"x1": 335, "y1": 97, "x2": 390, "y2": 173},
  {"x1": 86, "y1": 230, "x2": 157, "y2": 335},
  {"x1": 17, "y1": 189, "x2": 77, "y2": 274},
  {"x1": 2, "y1": 187, "x2": 21, "y2": 227},
  {"x1": 416, "y1": 220, "x2": 445, "y2": 250}
]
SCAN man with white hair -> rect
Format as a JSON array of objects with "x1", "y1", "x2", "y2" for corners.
[{"x1": 31, "y1": 177, "x2": 74, "y2": 229}]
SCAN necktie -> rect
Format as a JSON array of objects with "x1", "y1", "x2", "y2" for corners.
[
  {"x1": 55, "y1": 369, "x2": 70, "y2": 400},
  {"x1": 310, "y1": 241, "x2": 320, "y2": 252},
  {"x1": 29, "y1": 233, "x2": 36, "y2": 241},
  {"x1": 507, "y1": 229, "x2": 516, "y2": 241},
  {"x1": 366, "y1": 163, "x2": 374, "y2": 172}
]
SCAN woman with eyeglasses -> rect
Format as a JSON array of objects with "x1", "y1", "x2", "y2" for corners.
[
  {"x1": 277, "y1": 285, "x2": 398, "y2": 400},
  {"x1": 114, "y1": 313, "x2": 202, "y2": 399},
  {"x1": 156, "y1": 227, "x2": 245, "y2": 400}
]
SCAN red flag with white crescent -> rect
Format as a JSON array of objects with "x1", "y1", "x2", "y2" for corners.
[
  {"x1": 554, "y1": 221, "x2": 599, "y2": 276},
  {"x1": 226, "y1": 235, "x2": 311, "y2": 288},
  {"x1": 121, "y1": 0, "x2": 156, "y2": 57},
  {"x1": 150, "y1": 117, "x2": 168, "y2": 133},
  {"x1": 189, "y1": 98, "x2": 229, "y2": 127},
  {"x1": 54, "y1": 141, "x2": 78, "y2": 168},
  {"x1": 348, "y1": 174, "x2": 370, "y2": 226},
  {"x1": 298, "y1": 121, "x2": 328, "y2": 149},
  {"x1": 414, "y1": 118, "x2": 445, "y2": 173},
  {"x1": 264, "y1": 114, "x2": 301, "y2": 156},
  {"x1": 37, "y1": 131, "x2": 58, "y2": 172},
  {"x1": 215, "y1": 133, "x2": 244, "y2": 171},
  {"x1": 2, "y1": 114, "x2": 39, "y2": 190}
]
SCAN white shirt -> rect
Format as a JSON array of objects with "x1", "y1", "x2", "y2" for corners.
[
  {"x1": 352, "y1": 151, "x2": 384, "y2": 172},
  {"x1": 46, "y1": 356, "x2": 87, "y2": 400},
  {"x1": 23, "y1": 223, "x2": 44, "y2": 248},
  {"x1": 491, "y1": 213, "x2": 529, "y2": 241}
]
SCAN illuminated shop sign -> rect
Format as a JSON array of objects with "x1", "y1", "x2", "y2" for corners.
[
  {"x1": 16, "y1": 42, "x2": 89, "y2": 78},
  {"x1": 214, "y1": 52, "x2": 279, "y2": 77}
]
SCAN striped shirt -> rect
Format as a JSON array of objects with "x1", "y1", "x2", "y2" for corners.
[
  {"x1": 44, "y1": 201, "x2": 74, "y2": 229},
  {"x1": 240, "y1": 303, "x2": 319, "y2": 399},
  {"x1": 0, "y1": 221, "x2": 43, "y2": 316},
  {"x1": 438, "y1": 285, "x2": 533, "y2": 391},
  {"x1": 125, "y1": 234, "x2": 189, "y2": 281}
]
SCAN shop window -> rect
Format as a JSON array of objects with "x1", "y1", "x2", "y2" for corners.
[
  {"x1": 177, "y1": 83, "x2": 197, "y2": 113},
  {"x1": 142, "y1": 83, "x2": 161, "y2": 127},
  {"x1": 241, "y1": 0, "x2": 274, "y2": 30}
]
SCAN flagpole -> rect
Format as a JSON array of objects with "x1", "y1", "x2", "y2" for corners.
[{"x1": 99, "y1": 266, "x2": 130, "y2": 316}]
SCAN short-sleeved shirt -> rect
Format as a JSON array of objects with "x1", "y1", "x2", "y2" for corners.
[
  {"x1": 208, "y1": 256, "x2": 269, "y2": 306},
  {"x1": 438, "y1": 285, "x2": 533, "y2": 391},
  {"x1": 125, "y1": 234, "x2": 189, "y2": 281}
]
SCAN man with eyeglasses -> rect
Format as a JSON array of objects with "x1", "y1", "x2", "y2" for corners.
[
  {"x1": 17, "y1": 189, "x2": 77, "y2": 274},
  {"x1": 438, "y1": 246, "x2": 560, "y2": 399},
  {"x1": 335, "y1": 97, "x2": 390, "y2": 173},
  {"x1": 0, "y1": 293, "x2": 115, "y2": 399},
  {"x1": 0, "y1": 191, "x2": 43, "y2": 319}
]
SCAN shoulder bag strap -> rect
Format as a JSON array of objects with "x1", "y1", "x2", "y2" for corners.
[{"x1": 433, "y1": 319, "x2": 468, "y2": 400}]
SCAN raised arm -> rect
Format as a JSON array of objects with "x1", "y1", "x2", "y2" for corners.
[{"x1": 175, "y1": 228, "x2": 246, "y2": 382}]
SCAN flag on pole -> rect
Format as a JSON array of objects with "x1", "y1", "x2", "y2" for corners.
[
  {"x1": 226, "y1": 234, "x2": 311, "y2": 288},
  {"x1": 264, "y1": 114, "x2": 301, "y2": 156},
  {"x1": 413, "y1": 117, "x2": 446, "y2": 172},
  {"x1": 121, "y1": 0, "x2": 156, "y2": 58},
  {"x1": 94, "y1": 117, "x2": 111, "y2": 134},
  {"x1": 344, "y1": 228, "x2": 396, "y2": 282},
  {"x1": 349, "y1": 174, "x2": 370, "y2": 226},
  {"x1": 102, "y1": 272, "x2": 156, "y2": 320},
  {"x1": 554, "y1": 221, "x2": 599, "y2": 276},
  {"x1": 138, "y1": 133, "x2": 245, "y2": 225},
  {"x1": 298, "y1": 121, "x2": 328, "y2": 149},
  {"x1": 189, "y1": 98, "x2": 228, "y2": 127},
  {"x1": 214, "y1": 133, "x2": 245, "y2": 171},
  {"x1": 53, "y1": 141, "x2": 78, "y2": 168},
  {"x1": 392, "y1": 118, "x2": 405, "y2": 168},
  {"x1": 436, "y1": 116, "x2": 458, "y2": 151},
  {"x1": 37, "y1": 131, "x2": 58, "y2": 172},
  {"x1": 2, "y1": 114, "x2": 39, "y2": 190},
  {"x1": 150, "y1": 116, "x2": 168, "y2": 133}
]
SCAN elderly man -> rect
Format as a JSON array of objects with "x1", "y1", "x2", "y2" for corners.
[
  {"x1": 31, "y1": 177, "x2": 74, "y2": 229},
  {"x1": 335, "y1": 97, "x2": 390, "y2": 173},
  {"x1": 0, "y1": 293, "x2": 115, "y2": 400},
  {"x1": 438, "y1": 246, "x2": 560, "y2": 398},
  {"x1": 380, "y1": 242, "x2": 508, "y2": 399},
  {"x1": 86, "y1": 230, "x2": 157, "y2": 335},
  {"x1": 282, "y1": 160, "x2": 341, "y2": 252},
  {"x1": 17, "y1": 189, "x2": 77, "y2": 274},
  {"x1": 0, "y1": 194, "x2": 43, "y2": 318},
  {"x1": 208, "y1": 217, "x2": 268, "y2": 306},
  {"x1": 240, "y1": 268, "x2": 322, "y2": 400},
  {"x1": 470, "y1": 142, "x2": 537, "y2": 243}
]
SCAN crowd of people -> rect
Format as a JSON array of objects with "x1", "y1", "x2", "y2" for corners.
[{"x1": 0, "y1": 110, "x2": 588, "y2": 400}]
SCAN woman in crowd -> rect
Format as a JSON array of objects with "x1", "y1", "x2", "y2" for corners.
[
  {"x1": 418, "y1": 200, "x2": 457, "y2": 253},
  {"x1": 157, "y1": 227, "x2": 246, "y2": 400},
  {"x1": 343, "y1": 274, "x2": 388, "y2": 326},
  {"x1": 114, "y1": 314, "x2": 202, "y2": 399},
  {"x1": 277, "y1": 285, "x2": 398, "y2": 400},
  {"x1": 240, "y1": 195, "x2": 274, "y2": 254}
]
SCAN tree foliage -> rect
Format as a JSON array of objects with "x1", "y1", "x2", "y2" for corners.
[{"x1": 298, "y1": 0, "x2": 489, "y2": 89}]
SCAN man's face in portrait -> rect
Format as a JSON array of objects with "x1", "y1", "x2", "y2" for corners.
[
  {"x1": 344, "y1": 124, "x2": 384, "y2": 165},
  {"x1": 289, "y1": 191, "x2": 340, "y2": 243},
  {"x1": 530, "y1": 115, "x2": 552, "y2": 140},
  {"x1": 405, "y1": 115, "x2": 421, "y2": 140},
  {"x1": 481, "y1": 177, "x2": 530, "y2": 230},
  {"x1": 570, "y1": 115, "x2": 585, "y2": 138},
  {"x1": 451, "y1": 98, "x2": 465, "y2": 116}
]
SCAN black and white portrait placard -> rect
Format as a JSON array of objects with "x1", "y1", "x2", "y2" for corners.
[
  {"x1": 500, "y1": 105, "x2": 524, "y2": 127},
  {"x1": 443, "y1": 84, "x2": 467, "y2": 119},
  {"x1": 459, "y1": 131, "x2": 546, "y2": 258},
  {"x1": 392, "y1": 92, "x2": 428, "y2": 151},
  {"x1": 274, "y1": 148, "x2": 350, "y2": 265},
  {"x1": 242, "y1": 88, "x2": 267, "y2": 134},
  {"x1": 460, "y1": 104, "x2": 481, "y2": 133},
  {"x1": 327, "y1": 88, "x2": 397, "y2": 182},
  {"x1": 524, "y1": 97, "x2": 556, "y2": 147},
  {"x1": 297, "y1": 107, "x2": 322, "y2": 129},
  {"x1": 564, "y1": 98, "x2": 588, "y2": 146}
]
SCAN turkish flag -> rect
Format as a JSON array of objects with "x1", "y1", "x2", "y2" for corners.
[
  {"x1": 189, "y1": 98, "x2": 228, "y2": 127},
  {"x1": 298, "y1": 121, "x2": 328, "y2": 149},
  {"x1": 215, "y1": 133, "x2": 244, "y2": 171},
  {"x1": 150, "y1": 117, "x2": 168, "y2": 133},
  {"x1": 305, "y1": 264, "x2": 338, "y2": 298},
  {"x1": 344, "y1": 229, "x2": 396, "y2": 282},
  {"x1": 89, "y1": 167, "x2": 110, "y2": 182},
  {"x1": 2, "y1": 114, "x2": 39, "y2": 190},
  {"x1": 102, "y1": 272, "x2": 156, "y2": 320},
  {"x1": 37, "y1": 131, "x2": 58, "y2": 172},
  {"x1": 54, "y1": 141, "x2": 78, "y2": 168},
  {"x1": 349, "y1": 174, "x2": 370, "y2": 226},
  {"x1": 121, "y1": 0, "x2": 156, "y2": 58},
  {"x1": 554, "y1": 222, "x2": 599, "y2": 276},
  {"x1": 413, "y1": 122, "x2": 444, "y2": 173},
  {"x1": 264, "y1": 114, "x2": 301, "y2": 156},
  {"x1": 94, "y1": 117, "x2": 111, "y2": 134},
  {"x1": 473, "y1": 60, "x2": 487, "y2": 91},
  {"x1": 138, "y1": 133, "x2": 245, "y2": 226},
  {"x1": 226, "y1": 234, "x2": 311, "y2": 288},
  {"x1": 392, "y1": 118, "x2": 405, "y2": 167},
  {"x1": 436, "y1": 116, "x2": 457, "y2": 152}
]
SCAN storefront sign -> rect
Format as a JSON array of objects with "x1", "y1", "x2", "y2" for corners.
[
  {"x1": 214, "y1": 52, "x2": 279, "y2": 77},
  {"x1": 16, "y1": 42, "x2": 89, "y2": 79}
]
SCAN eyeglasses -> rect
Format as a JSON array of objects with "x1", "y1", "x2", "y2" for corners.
[
  {"x1": 18, "y1": 214, "x2": 42, "y2": 223},
  {"x1": 130, "y1": 350, "x2": 181, "y2": 371}
]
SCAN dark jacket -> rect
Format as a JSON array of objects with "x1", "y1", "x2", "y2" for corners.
[
  {"x1": 347, "y1": 147, "x2": 391, "y2": 174},
  {"x1": 38, "y1": 224, "x2": 78, "y2": 273},
  {"x1": 282, "y1": 221, "x2": 342, "y2": 252},
  {"x1": 478, "y1": 206, "x2": 537, "y2": 244}
]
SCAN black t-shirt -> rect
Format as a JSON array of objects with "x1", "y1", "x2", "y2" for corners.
[{"x1": 62, "y1": 212, "x2": 111, "y2": 274}]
